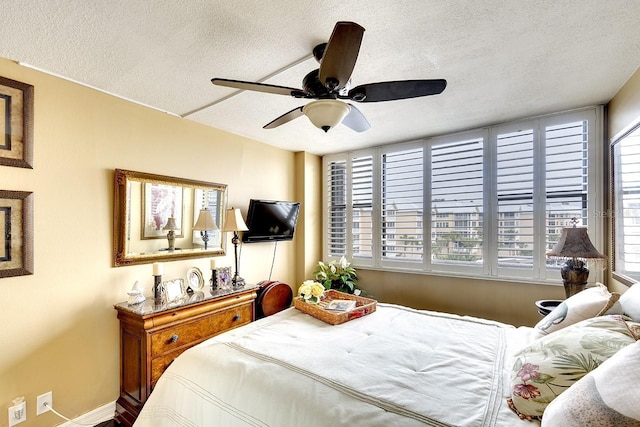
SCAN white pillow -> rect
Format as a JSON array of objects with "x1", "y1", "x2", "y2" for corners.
[
  {"x1": 541, "y1": 340, "x2": 640, "y2": 426},
  {"x1": 534, "y1": 283, "x2": 620, "y2": 335},
  {"x1": 620, "y1": 283, "x2": 640, "y2": 321}
]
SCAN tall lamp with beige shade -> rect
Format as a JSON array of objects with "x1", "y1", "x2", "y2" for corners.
[
  {"x1": 223, "y1": 208, "x2": 249, "y2": 287},
  {"x1": 193, "y1": 208, "x2": 218, "y2": 250}
]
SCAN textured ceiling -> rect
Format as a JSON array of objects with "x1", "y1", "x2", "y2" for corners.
[{"x1": 2, "y1": 0, "x2": 640, "y2": 155}]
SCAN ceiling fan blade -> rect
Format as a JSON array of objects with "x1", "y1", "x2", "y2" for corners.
[
  {"x1": 347, "y1": 79, "x2": 447, "y2": 103},
  {"x1": 263, "y1": 106, "x2": 305, "y2": 129},
  {"x1": 212, "y1": 78, "x2": 304, "y2": 97},
  {"x1": 319, "y1": 22, "x2": 365, "y2": 92},
  {"x1": 342, "y1": 104, "x2": 370, "y2": 132}
]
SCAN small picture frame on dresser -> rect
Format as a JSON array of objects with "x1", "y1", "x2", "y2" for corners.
[
  {"x1": 162, "y1": 278, "x2": 186, "y2": 303},
  {"x1": 216, "y1": 267, "x2": 232, "y2": 290}
]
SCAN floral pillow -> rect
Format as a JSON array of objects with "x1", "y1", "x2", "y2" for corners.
[
  {"x1": 541, "y1": 340, "x2": 640, "y2": 426},
  {"x1": 534, "y1": 283, "x2": 620, "y2": 336},
  {"x1": 508, "y1": 315, "x2": 638, "y2": 419}
]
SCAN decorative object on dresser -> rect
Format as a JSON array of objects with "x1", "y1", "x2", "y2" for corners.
[
  {"x1": 0, "y1": 190, "x2": 33, "y2": 278},
  {"x1": 162, "y1": 216, "x2": 179, "y2": 251},
  {"x1": 185, "y1": 267, "x2": 204, "y2": 293},
  {"x1": 222, "y1": 208, "x2": 249, "y2": 288},
  {"x1": 0, "y1": 76, "x2": 34, "y2": 169},
  {"x1": 114, "y1": 285, "x2": 258, "y2": 427},
  {"x1": 152, "y1": 262, "x2": 162, "y2": 299},
  {"x1": 162, "y1": 279, "x2": 186, "y2": 304},
  {"x1": 192, "y1": 208, "x2": 218, "y2": 250},
  {"x1": 127, "y1": 281, "x2": 145, "y2": 305},
  {"x1": 546, "y1": 217, "x2": 606, "y2": 298}
]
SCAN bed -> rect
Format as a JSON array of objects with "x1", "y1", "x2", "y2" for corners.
[{"x1": 133, "y1": 284, "x2": 640, "y2": 427}]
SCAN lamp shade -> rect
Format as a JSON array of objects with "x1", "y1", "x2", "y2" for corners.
[
  {"x1": 193, "y1": 209, "x2": 218, "y2": 231},
  {"x1": 222, "y1": 208, "x2": 248, "y2": 232},
  {"x1": 163, "y1": 217, "x2": 179, "y2": 231},
  {"x1": 547, "y1": 226, "x2": 605, "y2": 259},
  {"x1": 302, "y1": 99, "x2": 351, "y2": 132}
]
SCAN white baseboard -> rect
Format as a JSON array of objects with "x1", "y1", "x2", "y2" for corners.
[{"x1": 58, "y1": 401, "x2": 115, "y2": 426}]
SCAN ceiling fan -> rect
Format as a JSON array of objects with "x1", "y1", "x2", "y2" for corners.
[{"x1": 211, "y1": 21, "x2": 447, "y2": 133}]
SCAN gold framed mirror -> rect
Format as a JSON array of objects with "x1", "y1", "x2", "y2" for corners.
[{"x1": 113, "y1": 169, "x2": 227, "y2": 266}]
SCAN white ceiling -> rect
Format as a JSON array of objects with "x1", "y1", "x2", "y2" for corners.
[{"x1": 2, "y1": 1, "x2": 640, "y2": 155}]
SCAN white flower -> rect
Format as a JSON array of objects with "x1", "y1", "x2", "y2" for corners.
[
  {"x1": 339, "y1": 255, "x2": 349, "y2": 269},
  {"x1": 298, "y1": 280, "x2": 325, "y2": 304}
]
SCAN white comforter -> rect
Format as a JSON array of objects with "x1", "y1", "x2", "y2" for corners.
[{"x1": 135, "y1": 304, "x2": 536, "y2": 427}]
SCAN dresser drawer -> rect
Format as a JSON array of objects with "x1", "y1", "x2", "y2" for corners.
[
  {"x1": 150, "y1": 348, "x2": 184, "y2": 389},
  {"x1": 150, "y1": 303, "x2": 252, "y2": 356}
]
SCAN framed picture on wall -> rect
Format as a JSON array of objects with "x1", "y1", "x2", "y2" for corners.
[
  {"x1": 0, "y1": 76, "x2": 34, "y2": 169},
  {"x1": 0, "y1": 190, "x2": 33, "y2": 278},
  {"x1": 141, "y1": 182, "x2": 184, "y2": 240}
]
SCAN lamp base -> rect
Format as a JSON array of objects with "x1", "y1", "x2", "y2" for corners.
[
  {"x1": 231, "y1": 275, "x2": 245, "y2": 289},
  {"x1": 560, "y1": 259, "x2": 589, "y2": 298}
]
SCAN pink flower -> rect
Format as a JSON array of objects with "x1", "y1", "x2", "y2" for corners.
[
  {"x1": 513, "y1": 383, "x2": 541, "y2": 400},
  {"x1": 516, "y1": 363, "x2": 540, "y2": 382}
]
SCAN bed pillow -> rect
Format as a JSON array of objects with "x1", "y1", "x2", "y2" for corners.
[
  {"x1": 508, "y1": 315, "x2": 637, "y2": 419},
  {"x1": 620, "y1": 283, "x2": 640, "y2": 322},
  {"x1": 534, "y1": 283, "x2": 620, "y2": 335},
  {"x1": 541, "y1": 339, "x2": 640, "y2": 426}
]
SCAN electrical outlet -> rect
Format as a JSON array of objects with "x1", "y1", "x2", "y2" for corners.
[
  {"x1": 8, "y1": 399, "x2": 26, "y2": 427},
  {"x1": 36, "y1": 391, "x2": 52, "y2": 415}
]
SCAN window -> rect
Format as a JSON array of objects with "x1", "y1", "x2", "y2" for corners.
[
  {"x1": 612, "y1": 121, "x2": 640, "y2": 283},
  {"x1": 323, "y1": 107, "x2": 603, "y2": 282}
]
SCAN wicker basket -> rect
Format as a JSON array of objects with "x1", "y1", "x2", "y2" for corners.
[{"x1": 293, "y1": 289, "x2": 377, "y2": 325}]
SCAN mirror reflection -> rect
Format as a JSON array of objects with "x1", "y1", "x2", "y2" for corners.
[{"x1": 114, "y1": 169, "x2": 227, "y2": 266}]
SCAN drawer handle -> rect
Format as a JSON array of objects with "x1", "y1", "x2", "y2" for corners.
[
  {"x1": 169, "y1": 334, "x2": 179, "y2": 343},
  {"x1": 232, "y1": 314, "x2": 241, "y2": 322}
]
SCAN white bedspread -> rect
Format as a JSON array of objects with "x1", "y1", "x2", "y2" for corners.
[{"x1": 135, "y1": 304, "x2": 536, "y2": 427}]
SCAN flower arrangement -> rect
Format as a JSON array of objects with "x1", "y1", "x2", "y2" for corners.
[
  {"x1": 297, "y1": 280, "x2": 326, "y2": 304},
  {"x1": 313, "y1": 256, "x2": 359, "y2": 295}
]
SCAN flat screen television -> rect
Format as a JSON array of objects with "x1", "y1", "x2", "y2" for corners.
[{"x1": 242, "y1": 199, "x2": 301, "y2": 243}]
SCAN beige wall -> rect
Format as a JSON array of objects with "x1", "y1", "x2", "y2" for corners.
[
  {"x1": 607, "y1": 65, "x2": 640, "y2": 294},
  {"x1": 0, "y1": 58, "x2": 316, "y2": 426}
]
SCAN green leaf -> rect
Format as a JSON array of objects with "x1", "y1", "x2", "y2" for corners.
[{"x1": 532, "y1": 373, "x2": 555, "y2": 384}]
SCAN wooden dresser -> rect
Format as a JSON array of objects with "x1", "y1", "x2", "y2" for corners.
[{"x1": 114, "y1": 286, "x2": 258, "y2": 426}]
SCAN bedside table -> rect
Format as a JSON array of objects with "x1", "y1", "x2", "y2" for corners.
[{"x1": 114, "y1": 285, "x2": 258, "y2": 427}]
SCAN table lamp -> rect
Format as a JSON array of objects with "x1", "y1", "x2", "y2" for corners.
[
  {"x1": 222, "y1": 208, "x2": 249, "y2": 287},
  {"x1": 193, "y1": 208, "x2": 218, "y2": 250},
  {"x1": 163, "y1": 217, "x2": 179, "y2": 251},
  {"x1": 547, "y1": 218, "x2": 606, "y2": 298}
]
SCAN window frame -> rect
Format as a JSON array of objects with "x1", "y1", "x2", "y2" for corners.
[{"x1": 322, "y1": 106, "x2": 604, "y2": 285}]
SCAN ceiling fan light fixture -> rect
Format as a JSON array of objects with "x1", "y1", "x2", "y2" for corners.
[{"x1": 302, "y1": 99, "x2": 351, "y2": 132}]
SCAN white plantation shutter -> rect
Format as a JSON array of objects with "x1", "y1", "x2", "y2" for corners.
[
  {"x1": 614, "y1": 127, "x2": 640, "y2": 281},
  {"x1": 431, "y1": 138, "x2": 483, "y2": 266},
  {"x1": 381, "y1": 146, "x2": 424, "y2": 261},
  {"x1": 322, "y1": 107, "x2": 602, "y2": 283},
  {"x1": 352, "y1": 155, "x2": 373, "y2": 260},
  {"x1": 496, "y1": 128, "x2": 535, "y2": 269},
  {"x1": 545, "y1": 120, "x2": 589, "y2": 268},
  {"x1": 326, "y1": 159, "x2": 347, "y2": 257}
]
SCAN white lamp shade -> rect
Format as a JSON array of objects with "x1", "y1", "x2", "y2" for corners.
[
  {"x1": 302, "y1": 99, "x2": 351, "y2": 131},
  {"x1": 222, "y1": 208, "x2": 248, "y2": 232},
  {"x1": 193, "y1": 209, "x2": 217, "y2": 231}
]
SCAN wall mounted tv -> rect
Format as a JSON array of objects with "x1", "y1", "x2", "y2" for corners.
[{"x1": 242, "y1": 199, "x2": 301, "y2": 243}]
